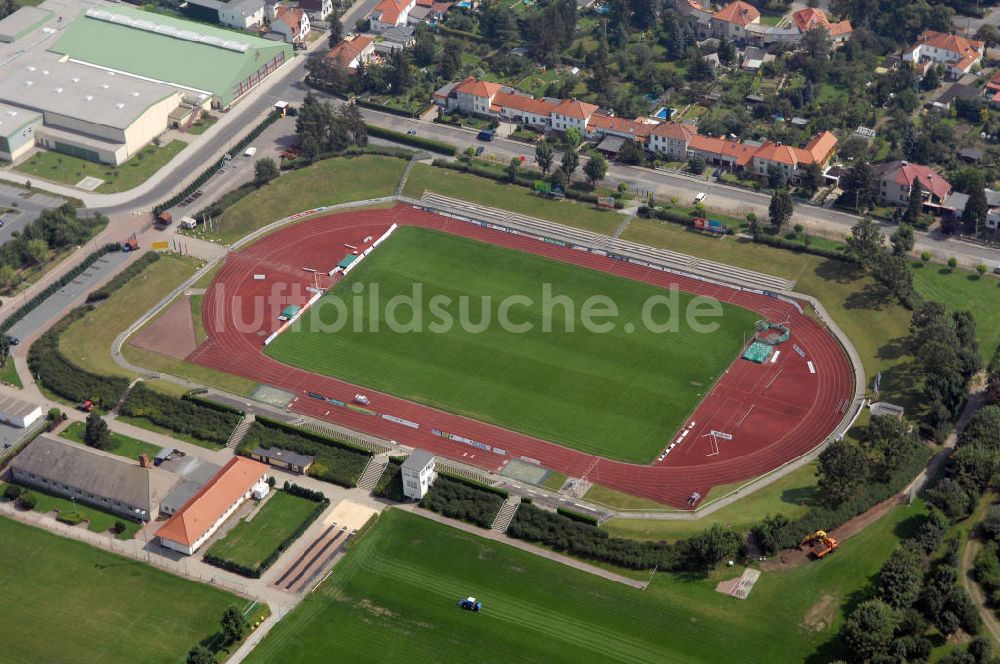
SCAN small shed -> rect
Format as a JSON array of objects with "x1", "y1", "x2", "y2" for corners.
[
  {"x1": 338, "y1": 254, "x2": 358, "y2": 270},
  {"x1": 278, "y1": 304, "x2": 301, "y2": 321},
  {"x1": 249, "y1": 446, "x2": 315, "y2": 473}
]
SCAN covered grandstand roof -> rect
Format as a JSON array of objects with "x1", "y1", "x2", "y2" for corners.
[{"x1": 48, "y1": 6, "x2": 292, "y2": 107}]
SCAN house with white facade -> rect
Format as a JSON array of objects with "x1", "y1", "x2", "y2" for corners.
[
  {"x1": 904, "y1": 31, "x2": 984, "y2": 79},
  {"x1": 298, "y1": 0, "x2": 333, "y2": 20},
  {"x1": 872, "y1": 160, "x2": 952, "y2": 207},
  {"x1": 369, "y1": 0, "x2": 418, "y2": 32},
  {"x1": 157, "y1": 457, "x2": 269, "y2": 556},
  {"x1": 271, "y1": 5, "x2": 309, "y2": 44},
  {"x1": 327, "y1": 35, "x2": 375, "y2": 70},
  {"x1": 401, "y1": 450, "x2": 437, "y2": 500}
]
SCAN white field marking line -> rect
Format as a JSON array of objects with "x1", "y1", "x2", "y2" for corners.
[
  {"x1": 770, "y1": 350, "x2": 781, "y2": 363},
  {"x1": 808, "y1": 361, "x2": 816, "y2": 374}
]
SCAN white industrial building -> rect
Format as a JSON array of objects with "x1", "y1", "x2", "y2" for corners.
[
  {"x1": 0, "y1": 394, "x2": 43, "y2": 429},
  {"x1": 401, "y1": 450, "x2": 437, "y2": 500}
]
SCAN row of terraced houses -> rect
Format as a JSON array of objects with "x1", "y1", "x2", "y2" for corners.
[{"x1": 433, "y1": 77, "x2": 838, "y2": 183}]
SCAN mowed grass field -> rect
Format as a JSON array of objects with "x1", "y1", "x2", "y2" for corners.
[
  {"x1": 0, "y1": 517, "x2": 243, "y2": 664},
  {"x1": 266, "y1": 226, "x2": 758, "y2": 462},
  {"x1": 246, "y1": 505, "x2": 927, "y2": 664},
  {"x1": 206, "y1": 492, "x2": 318, "y2": 570}
]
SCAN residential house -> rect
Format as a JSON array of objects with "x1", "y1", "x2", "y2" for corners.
[
  {"x1": 298, "y1": 0, "x2": 333, "y2": 20},
  {"x1": 709, "y1": 0, "x2": 759, "y2": 42},
  {"x1": 373, "y1": 24, "x2": 416, "y2": 52},
  {"x1": 157, "y1": 456, "x2": 269, "y2": 556},
  {"x1": 271, "y1": 5, "x2": 309, "y2": 44},
  {"x1": 751, "y1": 131, "x2": 838, "y2": 182},
  {"x1": 551, "y1": 98, "x2": 599, "y2": 133},
  {"x1": 903, "y1": 31, "x2": 984, "y2": 79},
  {"x1": 183, "y1": 0, "x2": 265, "y2": 29},
  {"x1": 647, "y1": 121, "x2": 698, "y2": 160},
  {"x1": 985, "y1": 189, "x2": 1000, "y2": 232},
  {"x1": 10, "y1": 435, "x2": 178, "y2": 522},
  {"x1": 789, "y1": 8, "x2": 852, "y2": 44},
  {"x1": 249, "y1": 447, "x2": 315, "y2": 474},
  {"x1": 369, "y1": 0, "x2": 418, "y2": 32},
  {"x1": 327, "y1": 35, "x2": 375, "y2": 70},
  {"x1": 873, "y1": 160, "x2": 952, "y2": 207}
]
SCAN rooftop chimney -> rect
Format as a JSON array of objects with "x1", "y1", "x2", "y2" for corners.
[{"x1": 139, "y1": 453, "x2": 151, "y2": 469}]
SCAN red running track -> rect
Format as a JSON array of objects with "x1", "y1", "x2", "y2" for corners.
[{"x1": 190, "y1": 205, "x2": 855, "y2": 509}]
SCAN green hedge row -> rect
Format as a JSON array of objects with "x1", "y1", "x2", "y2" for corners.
[
  {"x1": 1, "y1": 245, "x2": 116, "y2": 334},
  {"x1": 240, "y1": 417, "x2": 371, "y2": 488},
  {"x1": 366, "y1": 125, "x2": 457, "y2": 155},
  {"x1": 437, "y1": 471, "x2": 509, "y2": 499},
  {"x1": 752, "y1": 232, "x2": 859, "y2": 264},
  {"x1": 373, "y1": 460, "x2": 404, "y2": 502},
  {"x1": 28, "y1": 308, "x2": 131, "y2": 408},
  {"x1": 86, "y1": 253, "x2": 160, "y2": 303},
  {"x1": 420, "y1": 475, "x2": 504, "y2": 528},
  {"x1": 431, "y1": 158, "x2": 611, "y2": 207},
  {"x1": 556, "y1": 506, "x2": 600, "y2": 526},
  {"x1": 283, "y1": 482, "x2": 326, "y2": 502},
  {"x1": 120, "y1": 383, "x2": 241, "y2": 445},
  {"x1": 153, "y1": 110, "x2": 281, "y2": 217}
]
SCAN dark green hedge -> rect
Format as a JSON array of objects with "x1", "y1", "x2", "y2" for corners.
[
  {"x1": 2, "y1": 245, "x2": 117, "y2": 334},
  {"x1": 420, "y1": 475, "x2": 504, "y2": 528},
  {"x1": 28, "y1": 308, "x2": 130, "y2": 408},
  {"x1": 373, "y1": 460, "x2": 404, "y2": 502},
  {"x1": 240, "y1": 417, "x2": 371, "y2": 488},
  {"x1": 752, "y1": 232, "x2": 859, "y2": 264},
  {"x1": 437, "y1": 471, "x2": 509, "y2": 499},
  {"x1": 366, "y1": 125, "x2": 457, "y2": 155},
  {"x1": 556, "y1": 506, "x2": 599, "y2": 526},
  {"x1": 121, "y1": 383, "x2": 241, "y2": 445}
]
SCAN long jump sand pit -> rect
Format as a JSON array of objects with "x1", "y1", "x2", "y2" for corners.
[{"x1": 129, "y1": 296, "x2": 197, "y2": 360}]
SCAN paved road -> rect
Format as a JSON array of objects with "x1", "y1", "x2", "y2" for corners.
[{"x1": 0, "y1": 182, "x2": 65, "y2": 245}]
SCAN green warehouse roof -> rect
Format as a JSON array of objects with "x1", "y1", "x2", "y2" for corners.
[{"x1": 49, "y1": 7, "x2": 292, "y2": 108}]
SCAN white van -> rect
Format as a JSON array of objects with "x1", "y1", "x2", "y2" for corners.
[
  {"x1": 243, "y1": 146, "x2": 257, "y2": 158},
  {"x1": 179, "y1": 217, "x2": 197, "y2": 230}
]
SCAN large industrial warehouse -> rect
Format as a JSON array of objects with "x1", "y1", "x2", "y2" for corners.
[{"x1": 0, "y1": 3, "x2": 292, "y2": 165}]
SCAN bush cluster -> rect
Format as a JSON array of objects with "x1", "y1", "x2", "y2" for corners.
[
  {"x1": 373, "y1": 460, "x2": 405, "y2": 502},
  {"x1": 419, "y1": 475, "x2": 505, "y2": 528},
  {"x1": 153, "y1": 110, "x2": 281, "y2": 216},
  {"x1": 28, "y1": 308, "x2": 130, "y2": 407},
  {"x1": 282, "y1": 482, "x2": 326, "y2": 503},
  {"x1": 366, "y1": 125, "x2": 456, "y2": 155},
  {"x1": 86, "y1": 253, "x2": 160, "y2": 303},
  {"x1": 120, "y1": 384, "x2": 241, "y2": 444},
  {"x1": 430, "y1": 158, "x2": 611, "y2": 207},
  {"x1": 240, "y1": 417, "x2": 371, "y2": 488},
  {"x1": 556, "y1": 506, "x2": 599, "y2": 526}
]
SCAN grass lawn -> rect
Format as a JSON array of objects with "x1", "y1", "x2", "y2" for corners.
[
  {"x1": 403, "y1": 163, "x2": 624, "y2": 235},
  {"x1": 1, "y1": 481, "x2": 141, "y2": 539},
  {"x1": 0, "y1": 359, "x2": 21, "y2": 388},
  {"x1": 122, "y1": 345, "x2": 258, "y2": 398},
  {"x1": 186, "y1": 113, "x2": 218, "y2": 135},
  {"x1": 539, "y1": 471, "x2": 567, "y2": 491},
  {"x1": 191, "y1": 294, "x2": 208, "y2": 345},
  {"x1": 602, "y1": 462, "x2": 819, "y2": 542},
  {"x1": 208, "y1": 155, "x2": 407, "y2": 244},
  {"x1": 206, "y1": 491, "x2": 319, "y2": 571},
  {"x1": 59, "y1": 254, "x2": 203, "y2": 379},
  {"x1": 912, "y1": 266, "x2": 1000, "y2": 354},
  {"x1": 0, "y1": 516, "x2": 248, "y2": 664},
  {"x1": 621, "y1": 220, "x2": 921, "y2": 411},
  {"x1": 59, "y1": 420, "x2": 160, "y2": 462},
  {"x1": 585, "y1": 483, "x2": 676, "y2": 510},
  {"x1": 266, "y1": 226, "x2": 758, "y2": 462},
  {"x1": 16, "y1": 141, "x2": 186, "y2": 193},
  {"x1": 246, "y1": 503, "x2": 925, "y2": 663}
]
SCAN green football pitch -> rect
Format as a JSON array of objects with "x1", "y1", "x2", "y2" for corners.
[
  {"x1": 244, "y1": 506, "x2": 924, "y2": 663},
  {"x1": 265, "y1": 226, "x2": 758, "y2": 463}
]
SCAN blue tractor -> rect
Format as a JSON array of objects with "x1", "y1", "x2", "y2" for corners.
[{"x1": 458, "y1": 597, "x2": 482, "y2": 612}]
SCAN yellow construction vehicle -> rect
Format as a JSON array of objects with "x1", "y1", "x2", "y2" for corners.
[
  {"x1": 799, "y1": 530, "x2": 828, "y2": 548},
  {"x1": 800, "y1": 530, "x2": 839, "y2": 559}
]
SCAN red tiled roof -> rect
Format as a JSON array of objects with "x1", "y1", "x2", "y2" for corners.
[
  {"x1": 881, "y1": 161, "x2": 952, "y2": 200},
  {"x1": 274, "y1": 6, "x2": 306, "y2": 36},
  {"x1": 713, "y1": 0, "x2": 759, "y2": 26},
  {"x1": 690, "y1": 135, "x2": 757, "y2": 166},
  {"x1": 753, "y1": 142, "x2": 808, "y2": 166},
  {"x1": 791, "y1": 7, "x2": 852, "y2": 36},
  {"x1": 587, "y1": 114, "x2": 657, "y2": 138},
  {"x1": 372, "y1": 0, "x2": 413, "y2": 24},
  {"x1": 327, "y1": 36, "x2": 373, "y2": 68},
  {"x1": 913, "y1": 30, "x2": 984, "y2": 59},
  {"x1": 453, "y1": 76, "x2": 503, "y2": 100},
  {"x1": 649, "y1": 122, "x2": 698, "y2": 141},
  {"x1": 156, "y1": 457, "x2": 268, "y2": 548},
  {"x1": 493, "y1": 91, "x2": 558, "y2": 116},
  {"x1": 804, "y1": 130, "x2": 837, "y2": 164},
  {"x1": 987, "y1": 72, "x2": 1000, "y2": 92},
  {"x1": 552, "y1": 98, "x2": 598, "y2": 120}
]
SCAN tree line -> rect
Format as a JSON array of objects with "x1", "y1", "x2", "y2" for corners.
[{"x1": 0, "y1": 204, "x2": 104, "y2": 292}]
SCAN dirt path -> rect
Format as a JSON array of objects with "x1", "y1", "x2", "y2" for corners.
[
  {"x1": 960, "y1": 494, "x2": 1000, "y2": 648},
  {"x1": 762, "y1": 493, "x2": 907, "y2": 570}
]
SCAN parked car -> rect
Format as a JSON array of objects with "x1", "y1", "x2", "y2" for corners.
[
  {"x1": 694, "y1": 192, "x2": 707, "y2": 204},
  {"x1": 406, "y1": 129, "x2": 417, "y2": 136},
  {"x1": 475, "y1": 146, "x2": 485, "y2": 156},
  {"x1": 6, "y1": 335, "x2": 18, "y2": 346}
]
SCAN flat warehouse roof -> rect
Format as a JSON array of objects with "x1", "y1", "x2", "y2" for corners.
[
  {"x1": 49, "y1": 6, "x2": 292, "y2": 107},
  {"x1": 0, "y1": 55, "x2": 179, "y2": 131},
  {"x1": 0, "y1": 102, "x2": 42, "y2": 139},
  {"x1": 0, "y1": 394, "x2": 40, "y2": 420},
  {"x1": 0, "y1": 7, "x2": 52, "y2": 43}
]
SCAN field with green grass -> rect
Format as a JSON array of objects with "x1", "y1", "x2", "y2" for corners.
[
  {"x1": 246, "y1": 504, "x2": 926, "y2": 663},
  {"x1": 16, "y1": 141, "x2": 186, "y2": 193},
  {"x1": 0, "y1": 516, "x2": 248, "y2": 664},
  {"x1": 602, "y1": 462, "x2": 819, "y2": 541},
  {"x1": 0, "y1": 359, "x2": 21, "y2": 388},
  {"x1": 1, "y1": 481, "x2": 140, "y2": 539},
  {"x1": 267, "y1": 226, "x2": 758, "y2": 462},
  {"x1": 403, "y1": 163, "x2": 624, "y2": 235},
  {"x1": 207, "y1": 155, "x2": 407, "y2": 244},
  {"x1": 59, "y1": 421, "x2": 160, "y2": 462},
  {"x1": 912, "y1": 265, "x2": 1000, "y2": 354},
  {"x1": 206, "y1": 491, "x2": 318, "y2": 571}
]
